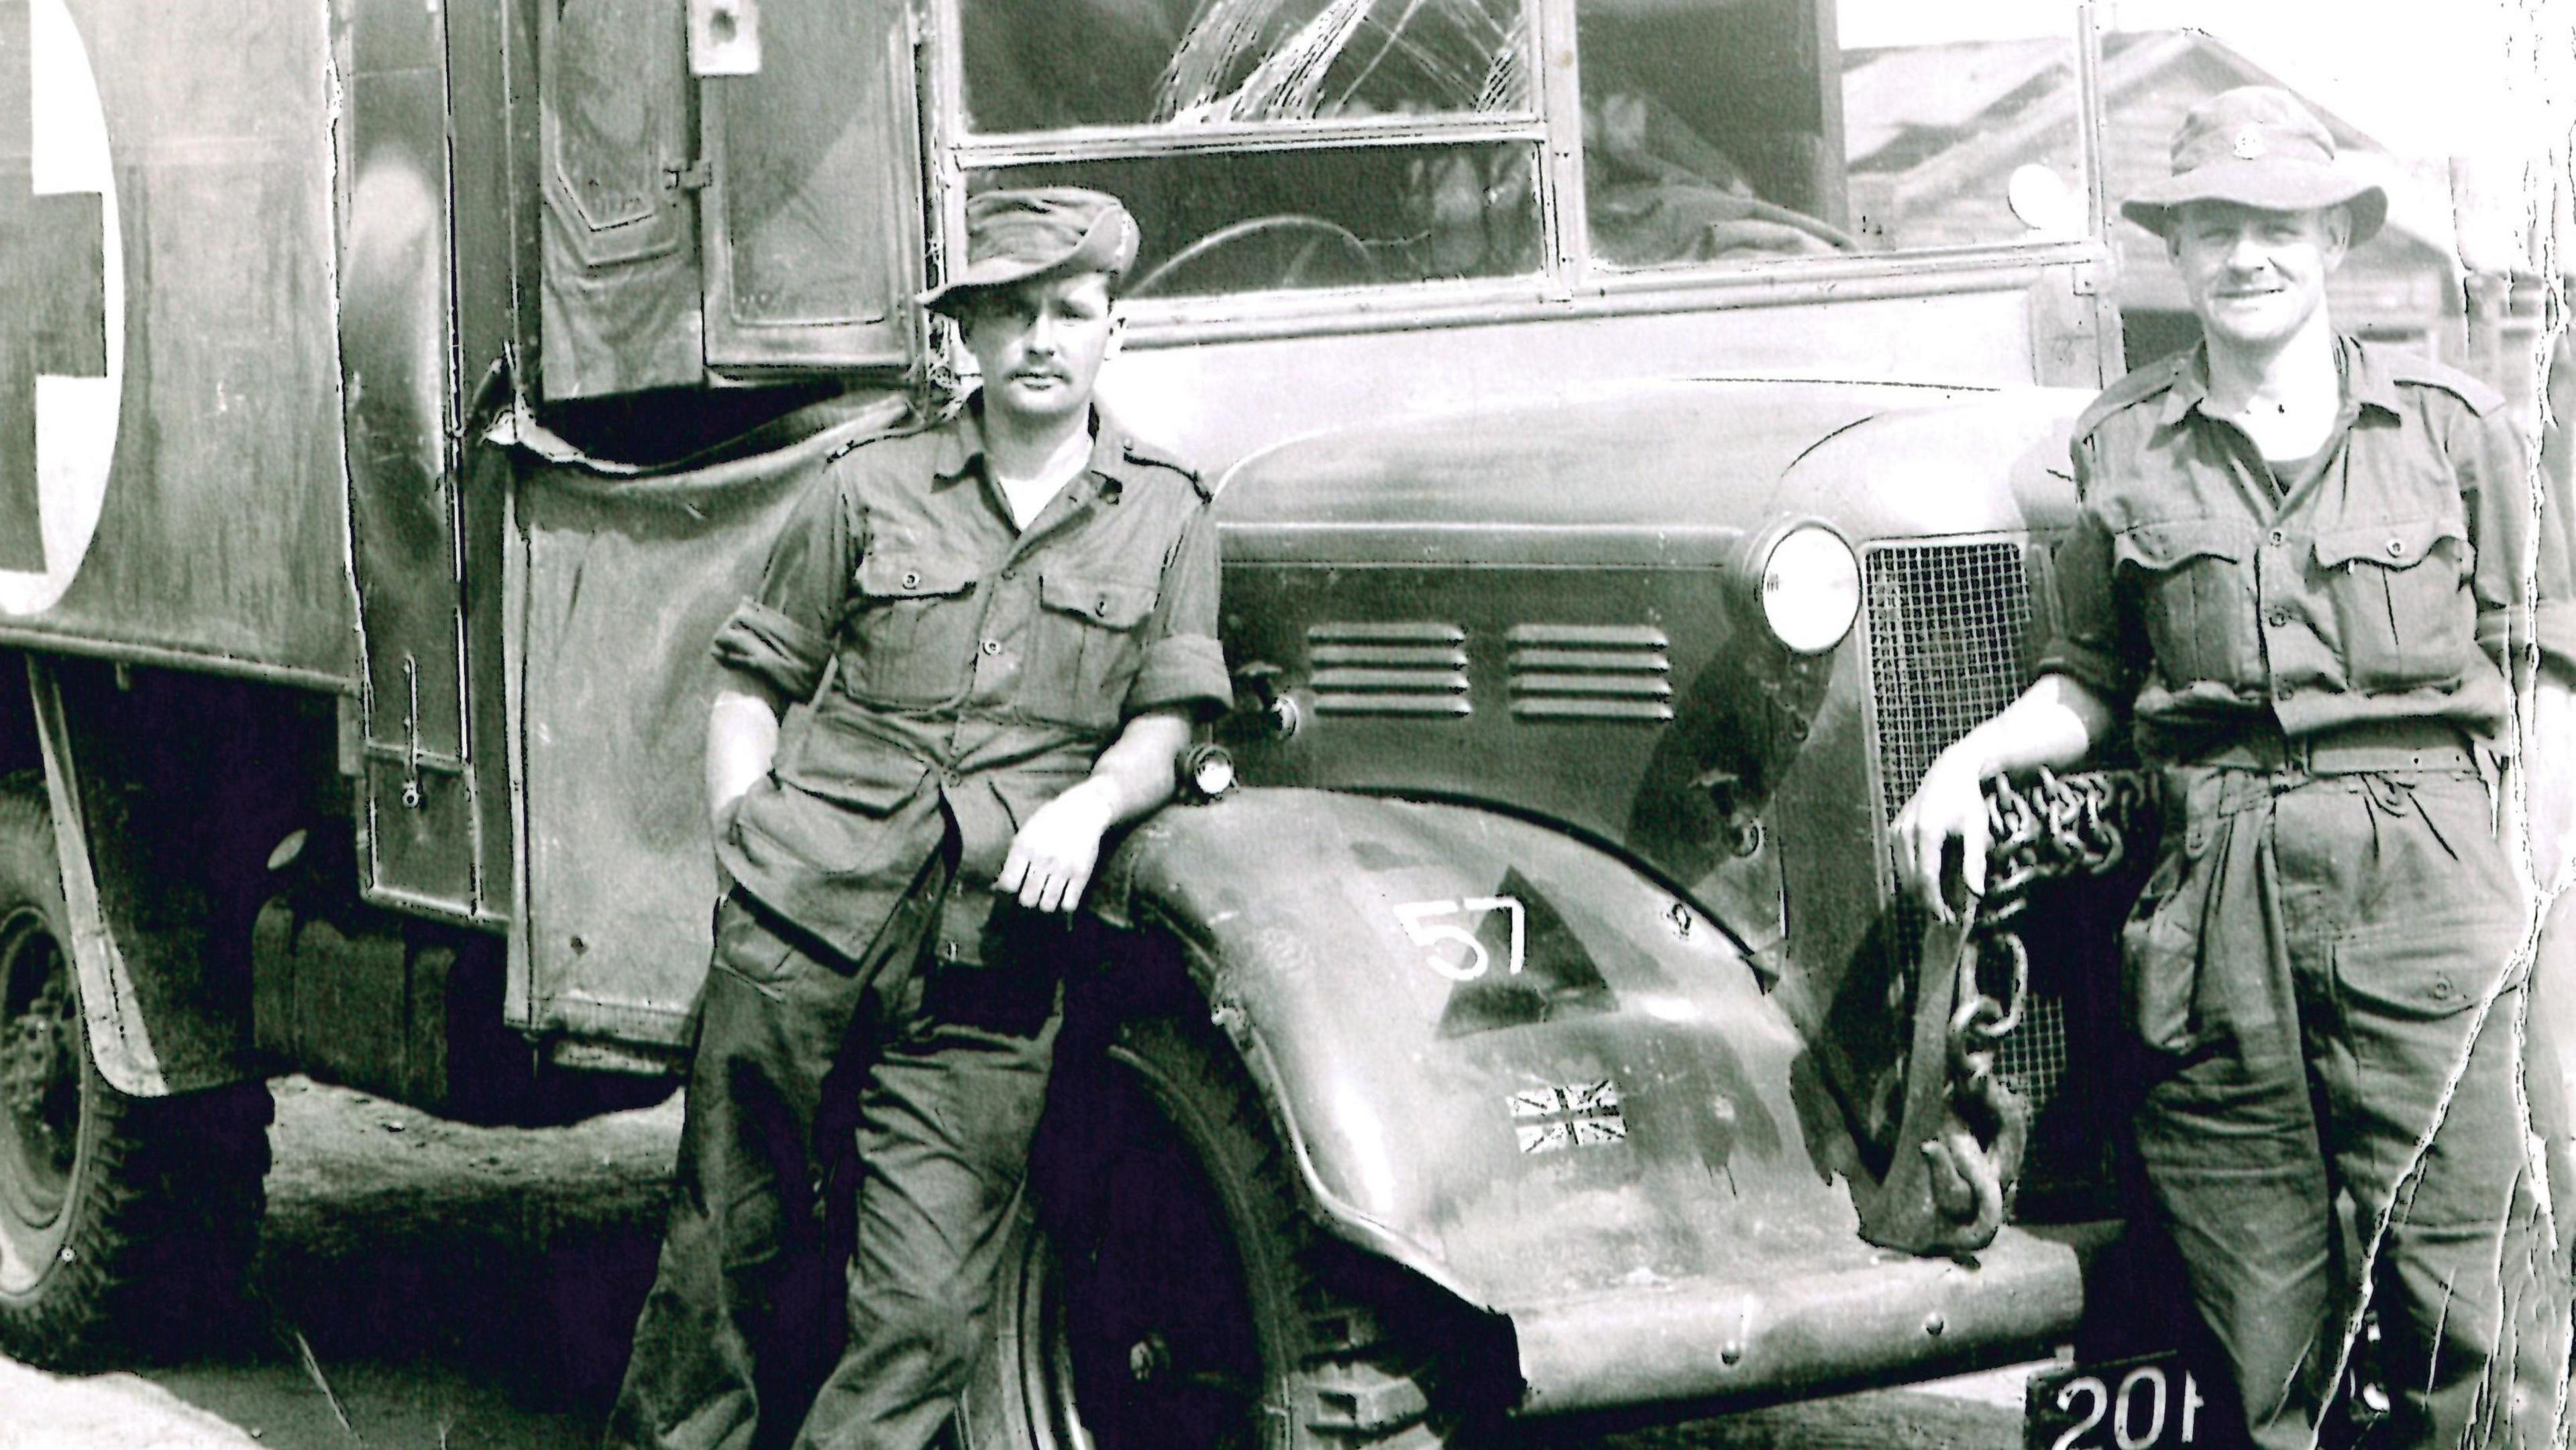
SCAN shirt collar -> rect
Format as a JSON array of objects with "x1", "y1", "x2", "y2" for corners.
[
  {"x1": 2153, "y1": 335, "x2": 2390, "y2": 427},
  {"x1": 2339, "y1": 337, "x2": 2404, "y2": 418},
  {"x1": 931, "y1": 392, "x2": 1175, "y2": 512},
  {"x1": 931, "y1": 391, "x2": 1174, "y2": 506}
]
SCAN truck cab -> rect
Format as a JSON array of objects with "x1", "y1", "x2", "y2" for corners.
[{"x1": 0, "y1": 0, "x2": 2175, "y2": 1442}]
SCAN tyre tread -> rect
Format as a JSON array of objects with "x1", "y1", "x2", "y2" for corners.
[{"x1": 0, "y1": 773, "x2": 271, "y2": 1367}]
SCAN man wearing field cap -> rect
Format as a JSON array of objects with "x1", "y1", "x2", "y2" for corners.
[
  {"x1": 608, "y1": 186, "x2": 1230, "y2": 1450},
  {"x1": 1892, "y1": 87, "x2": 2573, "y2": 1446}
]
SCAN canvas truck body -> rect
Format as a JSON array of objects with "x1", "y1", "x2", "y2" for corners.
[{"x1": 0, "y1": 0, "x2": 2180, "y2": 1439}]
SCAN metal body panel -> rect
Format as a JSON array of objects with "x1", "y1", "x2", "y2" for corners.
[
  {"x1": 25, "y1": 657, "x2": 327, "y2": 1097},
  {"x1": 1099, "y1": 789, "x2": 1859, "y2": 1301},
  {"x1": 1205, "y1": 381, "x2": 2099, "y2": 1180},
  {"x1": 698, "y1": 0, "x2": 922, "y2": 370},
  {"x1": 1099, "y1": 260, "x2": 2080, "y2": 468},
  {"x1": 1088, "y1": 788, "x2": 2100, "y2": 1407},
  {"x1": 0, "y1": 0, "x2": 354, "y2": 681},
  {"x1": 533, "y1": 0, "x2": 702, "y2": 399},
  {"x1": 337, "y1": 0, "x2": 487, "y2": 921}
]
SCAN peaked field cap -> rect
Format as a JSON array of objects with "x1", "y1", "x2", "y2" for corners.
[
  {"x1": 918, "y1": 187, "x2": 1142, "y2": 314},
  {"x1": 2120, "y1": 85, "x2": 2385, "y2": 245}
]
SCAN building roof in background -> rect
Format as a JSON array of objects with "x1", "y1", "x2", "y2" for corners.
[{"x1": 1842, "y1": 28, "x2": 2459, "y2": 268}]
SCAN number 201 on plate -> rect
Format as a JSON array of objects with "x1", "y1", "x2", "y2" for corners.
[{"x1": 2025, "y1": 1355, "x2": 2205, "y2": 1450}]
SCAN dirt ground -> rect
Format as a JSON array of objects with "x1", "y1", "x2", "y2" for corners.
[{"x1": 0, "y1": 1078, "x2": 2033, "y2": 1450}]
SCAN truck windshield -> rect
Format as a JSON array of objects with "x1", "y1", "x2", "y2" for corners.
[{"x1": 942, "y1": 0, "x2": 2089, "y2": 301}]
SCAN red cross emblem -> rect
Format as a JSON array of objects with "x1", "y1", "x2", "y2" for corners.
[{"x1": 0, "y1": 0, "x2": 118, "y2": 611}]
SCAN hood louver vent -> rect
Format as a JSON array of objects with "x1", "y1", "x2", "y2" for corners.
[
  {"x1": 1307, "y1": 622, "x2": 1470, "y2": 717},
  {"x1": 1507, "y1": 624, "x2": 1672, "y2": 721}
]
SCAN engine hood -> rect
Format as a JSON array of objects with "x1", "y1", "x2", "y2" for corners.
[{"x1": 1215, "y1": 378, "x2": 2094, "y2": 564}]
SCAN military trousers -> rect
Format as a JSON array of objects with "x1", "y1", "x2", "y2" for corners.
[
  {"x1": 2125, "y1": 762, "x2": 2567, "y2": 1449},
  {"x1": 604, "y1": 856, "x2": 1063, "y2": 1450}
]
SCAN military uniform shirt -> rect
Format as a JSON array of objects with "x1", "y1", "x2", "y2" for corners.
[
  {"x1": 2037, "y1": 338, "x2": 2576, "y2": 758},
  {"x1": 708, "y1": 401, "x2": 1230, "y2": 960}
]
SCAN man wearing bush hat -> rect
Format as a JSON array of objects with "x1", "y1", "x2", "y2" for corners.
[
  {"x1": 1894, "y1": 85, "x2": 2573, "y2": 1447},
  {"x1": 608, "y1": 185, "x2": 1230, "y2": 1450}
]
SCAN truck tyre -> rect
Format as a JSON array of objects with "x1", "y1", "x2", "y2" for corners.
[
  {"x1": 961, "y1": 1011, "x2": 1491, "y2": 1450},
  {"x1": 0, "y1": 774, "x2": 271, "y2": 1365}
]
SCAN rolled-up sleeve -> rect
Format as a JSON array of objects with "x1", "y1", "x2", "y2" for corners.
[
  {"x1": 2453, "y1": 399, "x2": 2576, "y2": 682},
  {"x1": 712, "y1": 464, "x2": 856, "y2": 706},
  {"x1": 2033, "y1": 439, "x2": 2145, "y2": 706},
  {"x1": 1122, "y1": 498, "x2": 1232, "y2": 721}
]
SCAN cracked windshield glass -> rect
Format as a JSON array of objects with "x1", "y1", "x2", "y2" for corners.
[{"x1": 956, "y1": 0, "x2": 2085, "y2": 297}]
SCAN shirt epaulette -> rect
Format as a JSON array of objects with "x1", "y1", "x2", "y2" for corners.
[
  {"x1": 822, "y1": 406, "x2": 946, "y2": 465},
  {"x1": 1120, "y1": 437, "x2": 1212, "y2": 501},
  {"x1": 2384, "y1": 355, "x2": 2506, "y2": 418},
  {"x1": 2072, "y1": 353, "x2": 2191, "y2": 445}
]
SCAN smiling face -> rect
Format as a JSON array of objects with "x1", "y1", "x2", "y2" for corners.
[
  {"x1": 2167, "y1": 200, "x2": 2349, "y2": 354},
  {"x1": 957, "y1": 270, "x2": 1121, "y2": 433}
]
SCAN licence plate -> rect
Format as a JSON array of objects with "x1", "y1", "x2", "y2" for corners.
[{"x1": 2025, "y1": 1353, "x2": 2210, "y2": 1450}]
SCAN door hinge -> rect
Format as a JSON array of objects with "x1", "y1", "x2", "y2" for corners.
[{"x1": 663, "y1": 160, "x2": 713, "y2": 193}]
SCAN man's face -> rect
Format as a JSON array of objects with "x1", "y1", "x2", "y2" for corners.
[
  {"x1": 958, "y1": 271, "x2": 1120, "y2": 430},
  {"x1": 2167, "y1": 201, "x2": 2349, "y2": 351}
]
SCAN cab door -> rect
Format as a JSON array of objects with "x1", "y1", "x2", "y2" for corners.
[
  {"x1": 698, "y1": 0, "x2": 923, "y2": 370},
  {"x1": 535, "y1": 0, "x2": 923, "y2": 399}
]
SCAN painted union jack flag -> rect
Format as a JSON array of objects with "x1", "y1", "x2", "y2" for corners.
[{"x1": 1509, "y1": 1080, "x2": 1625, "y2": 1155}]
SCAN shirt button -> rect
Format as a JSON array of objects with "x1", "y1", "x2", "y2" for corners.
[
  {"x1": 900, "y1": 570, "x2": 920, "y2": 589},
  {"x1": 2431, "y1": 976, "x2": 2453, "y2": 1000},
  {"x1": 2267, "y1": 529, "x2": 2286, "y2": 546},
  {"x1": 981, "y1": 638, "x2": 1001, "y2": 656},
  {"x1": 1095, "y1": 596, "x2": 1112, "y2": 617},
  {"x1": 943, "y1": 769, "x2": 963, "y2": 788},
  {"x1": 1000, "y1": 568, "x2": 1017, "y2": 582},
  {"x1": 2386, "y1": 539, "x2": 2406, "y2": 558},
  {"x1": 2267, "y1": 609, "x2": 2290, "y2": 628}
]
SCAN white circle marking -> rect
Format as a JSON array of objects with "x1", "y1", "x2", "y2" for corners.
[{"x1": 0, "y1": 0, "x2": 123, "y2": 617}]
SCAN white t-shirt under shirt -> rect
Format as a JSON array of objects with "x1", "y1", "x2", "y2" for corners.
[{"x1": 991, "y1": 429, "x2": 1095, "y2": 531}]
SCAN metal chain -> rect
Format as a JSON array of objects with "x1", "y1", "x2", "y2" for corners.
[{"x1": 1948, "y1": 768, "x2": 2154, "y2": 1102}]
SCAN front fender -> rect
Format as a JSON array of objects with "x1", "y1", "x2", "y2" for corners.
[
  {"x1": 1090, "y1": 788, "x2": 1874, "y2": 1312},
  {"x1": 1091, "y1": 789, "x2": 2103, "y2": 1414}
]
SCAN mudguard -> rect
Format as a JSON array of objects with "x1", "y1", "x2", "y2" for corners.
[{"x1": 1089, "y1": 787, "x2": 2096, "y2": 1414}]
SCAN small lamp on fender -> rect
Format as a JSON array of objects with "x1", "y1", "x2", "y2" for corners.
[{"x1": 1177, "y1": 743, "x2": 1238, "y2": 804}]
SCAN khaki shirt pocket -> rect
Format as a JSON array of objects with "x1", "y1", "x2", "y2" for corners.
[
  {"x1": 2112, "y1": 519, "x2": 2253, "y2": 690},
  {"x1": 842, "y1": 554, "x2": 981, "y2": 704},
  {"x1": 1029, "y1": 570, "x2": 1159, "y2": 729},
  {"x1": 2312, "y1": 517, "x2": 2474, "y2": 690}
]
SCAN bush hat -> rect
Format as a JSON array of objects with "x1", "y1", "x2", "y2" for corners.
[
  {"x1": 918, "y1": 187, "x2": 1142, "y2": 315},
  {"x1": 2121, "y1": 86, "x2": 2385, "y2": 245}
]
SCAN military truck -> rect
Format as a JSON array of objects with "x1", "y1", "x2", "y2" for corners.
[{"x1": 0, "y1": 0, "x2": 2198, "y2": 1443}]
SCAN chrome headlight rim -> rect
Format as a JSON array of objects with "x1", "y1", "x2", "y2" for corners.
[{"x1": 1755, "y1": 520, "x2": 1862, "y2": 656}]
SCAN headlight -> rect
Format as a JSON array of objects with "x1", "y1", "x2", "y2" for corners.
[{"x1": 1758, "y1": 524, "x2": 1861, "y2": 654}]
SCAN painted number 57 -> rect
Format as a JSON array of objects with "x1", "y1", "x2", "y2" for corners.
[{"x1": 1393, "y1": 896, "x2": 1525, "y2": 981}]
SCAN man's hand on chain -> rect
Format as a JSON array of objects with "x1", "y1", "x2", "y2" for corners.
[
  {"x1": 999, "y1": 781, "x2": 1118, "y2": 914},
  {"x1": 1892, "y1": 750, "x2": 1990, "y2": 923}
]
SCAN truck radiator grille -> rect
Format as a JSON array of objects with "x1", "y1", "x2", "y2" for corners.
[
  {"x1": 1506, "y1": 623, "x2": 1673, "y2": 721},
  {"x1": 1307, "y1": 622, "x2": 1470, "y2": 717},
  {"x1": 1996, "y1": 994, "x2": 2068, "y2": 1120},
  {"x1": 1859, "y1": 540, "x2": 2104, "y2": 1201},
  {"x1": 1859, "y1": 540, "x2": 2033, "y2": 825}
]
